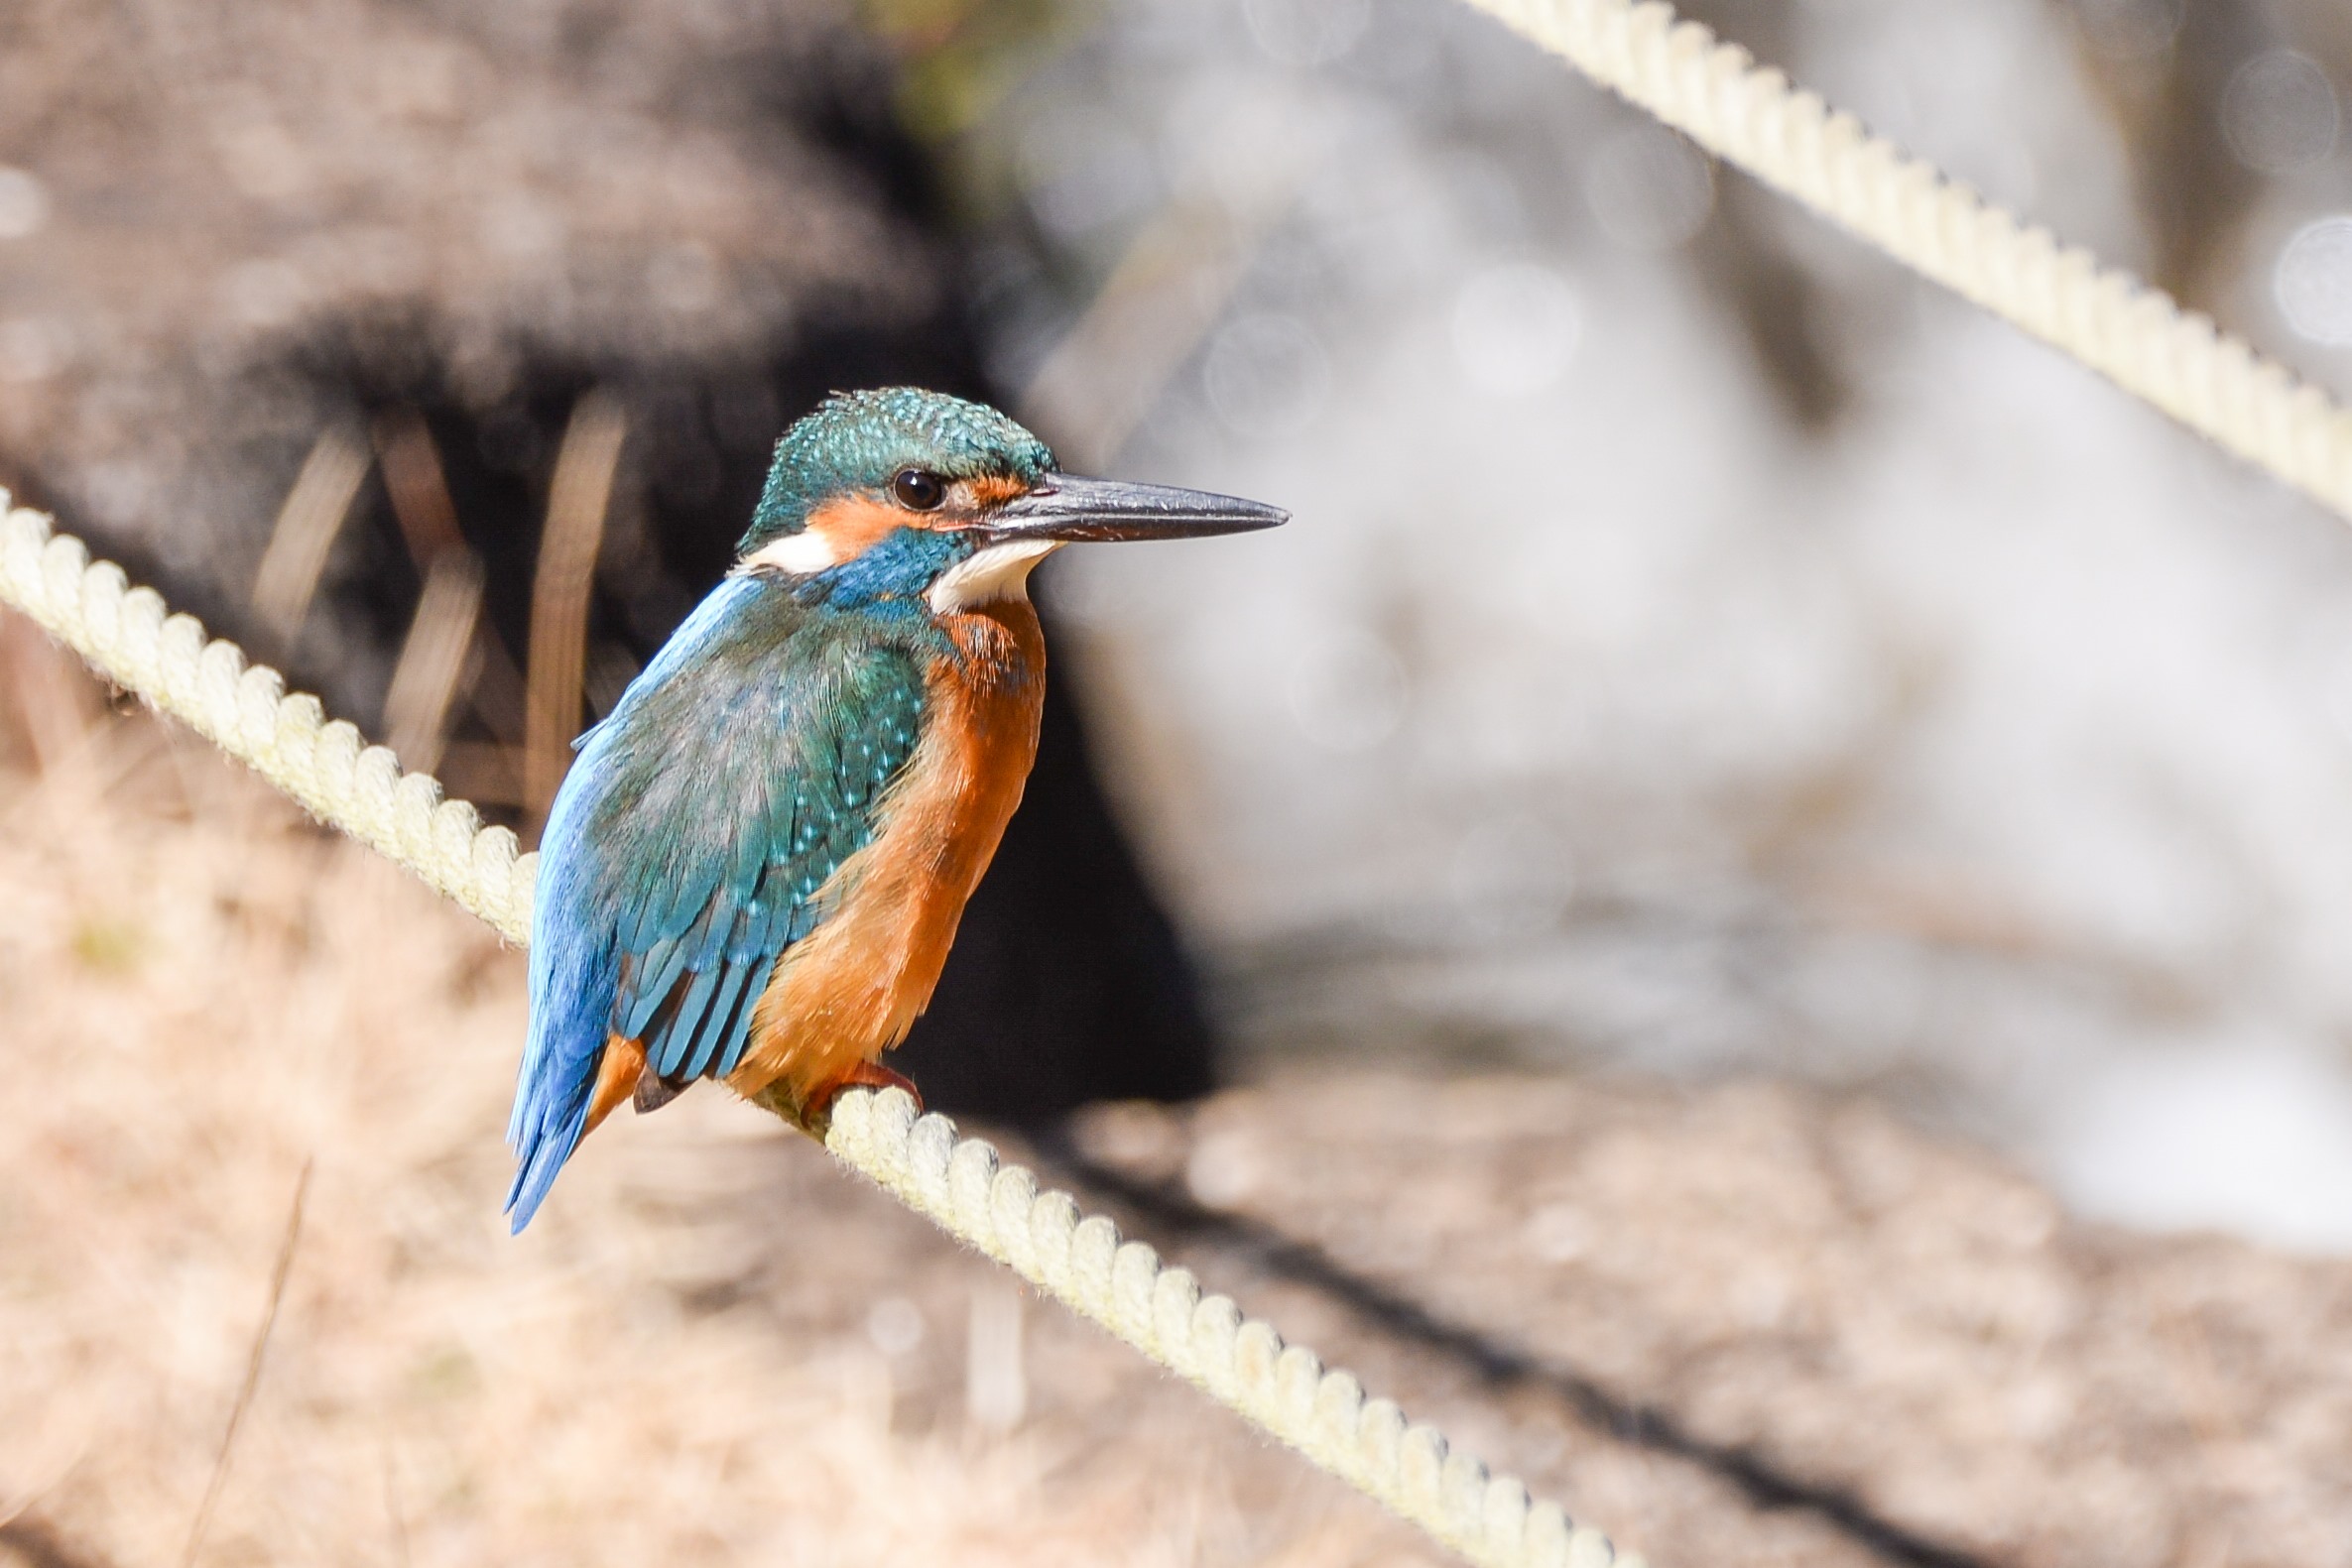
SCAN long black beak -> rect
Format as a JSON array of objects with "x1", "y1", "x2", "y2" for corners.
[{"x1": 988, "y1": 473, "x2": 1288, "y2": 542}]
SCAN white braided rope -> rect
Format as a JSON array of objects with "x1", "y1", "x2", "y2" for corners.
[
  {"x1": 1464, "y1": 0, "x2": 2352, "y2": 525},
  {"x1": 0, "y1": 506, "x2": 537, "y2": 940},
  {"x1": 0, "y1": 500, "x2": 1637, "y2": 1568},
  {"x1": 828, "y1": 1087, "x2": 1632, "y2": 1568}
]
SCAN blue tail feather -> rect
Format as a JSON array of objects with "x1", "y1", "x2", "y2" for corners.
[
  {"x1": 505, "y1": 1091, "x2": 591, "y2": 1233},
  {"x1": 623, "y1": 933, "x2": 693, "y2": 1037},
  {"x1": 507, "y1": 841, "x2": 621, "y2": 1232},
  {"x1": 653, "y1": 962, "x2": 724, "y2": 1076},
  {"x1": 681, "y1": 961, "x2": 755, "y2": 1080}
]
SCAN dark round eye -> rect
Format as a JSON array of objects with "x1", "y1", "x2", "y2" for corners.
[{"x1": 891, "y1": 468, "x2": 946, "y2": 511}]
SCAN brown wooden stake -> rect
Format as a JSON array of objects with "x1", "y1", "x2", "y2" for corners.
[
  {"x1": 433, "y1": 741, "x2": 526, "y2": 807},
  {"x1": 382, "y1": 550, "x2": 485, "y2": 775},
  {"x1": 250, "y1": 423, "x2": 371, "y2": 656},
  {"x1": 371, "y1": 409, "x2": 465, "y2": 564},
  {"x1": 0, "y1": 610, "x2": 100, "y2": 772},
  {"x1": 524, "y1": 391, "x2": 626, "y2": 831}
]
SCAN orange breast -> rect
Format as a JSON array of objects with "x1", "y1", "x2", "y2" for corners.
[{"x1": 725, "y1": 599, "x2": 1047, "y2": 1122}]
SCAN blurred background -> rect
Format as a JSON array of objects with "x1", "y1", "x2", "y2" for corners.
[
  {"x1": 965, "y1": 0, "x2": 2352, "y2": 1253},
  {"x1": 13, "y1": 1, "x2": 2352, "y2": 1564}
]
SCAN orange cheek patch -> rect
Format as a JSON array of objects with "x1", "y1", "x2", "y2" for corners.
[
  {"x1": 962, "y1": 474, "x2": 1030, "y2": 509},
  {"x1": 804, "y1": 495, "x2": 906, "y2": 559}
]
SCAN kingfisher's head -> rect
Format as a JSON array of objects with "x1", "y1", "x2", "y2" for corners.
[{"x1": 737, "y1": 388, "x2": 1286, "y2": 612}]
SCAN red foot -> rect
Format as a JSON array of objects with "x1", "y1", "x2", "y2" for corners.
[{"x1": 829, "y1": 1059, "x2": 926, "y2": 1114}]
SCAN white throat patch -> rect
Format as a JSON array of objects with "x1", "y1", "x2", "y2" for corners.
[
  {"x1": 927, "y1": 539, "x2": 1063, "y2": 613},
  {"x1": 740, "y1": 530, "x2": 843, "y2": 575}
]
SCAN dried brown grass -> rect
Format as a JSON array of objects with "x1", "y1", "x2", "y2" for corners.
[
  {"x1": 29, "y1": 623, "x2": 2352, "y2": 1568},
  {"x1": 0, "y1": 654, "x2": 1430, "y2": 1568},
  {"x1": 1072, "y1": 1077, "x2": 2352, "y2": 1568}
]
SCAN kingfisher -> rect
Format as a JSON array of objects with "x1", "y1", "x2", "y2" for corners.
[{"x1": 505, "y1": 388, "x2": 1285, "y2": 1229}]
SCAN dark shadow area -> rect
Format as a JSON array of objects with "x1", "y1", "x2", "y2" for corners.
[
  {"x1": 898, "y1": 664, "x2": 1219, "y2": 1116},
  {"x1": 0, "y1": 1517, "x2": 113, "y2": 1568},
  {"x1": 1040, "y1": 1135, "x2": 1998, "y2": 1568}
]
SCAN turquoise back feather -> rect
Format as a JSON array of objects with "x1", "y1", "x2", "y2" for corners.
[{"x1": 507, "y1": 574, "x2": 943, "y2": 1228}]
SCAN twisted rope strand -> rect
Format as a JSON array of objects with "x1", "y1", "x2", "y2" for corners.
[
  {"x1": 1461, "y1": 0, "x2": 2352, "y2": 526},
  {"x1": 0, "y1": 506, "x2": 536, "y2": 941},
  {"x1": 0, "y1": 500, "x2": 1638, "y2": 1568},
  {"x1": 829, "y1": 1089, "x2": 1633, "y2": 1568}
]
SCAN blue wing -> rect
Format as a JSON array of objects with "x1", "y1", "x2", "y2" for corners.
[{"x1": 505, "y1": 576, "x2": 928, "y2": 1229}]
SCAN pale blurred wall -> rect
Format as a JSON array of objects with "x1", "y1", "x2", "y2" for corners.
[{"x1": 961, "y1": 0, "x2": 2352, "y2": 1248}]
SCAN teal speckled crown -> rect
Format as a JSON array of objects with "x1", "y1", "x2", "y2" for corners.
[{"x1": 741, "y1": 388, "x2": 1056, "y2": 551}]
